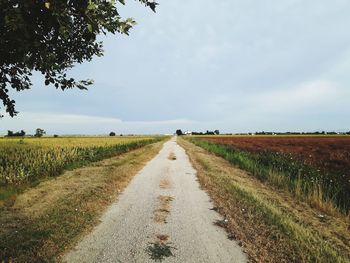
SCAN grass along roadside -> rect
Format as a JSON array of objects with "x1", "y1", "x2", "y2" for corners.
[
  {"x1": 178, "y1": 138, "x2": 350, "y2": 262},
  {"x1": 0, "y1": 137, "x2": 164, "y2": 207},
  {"x1": 189, "y1": 138, "x2": 349, "y2": 215},
  {"x1": 0, "y1": 137, "x2": 162, "y2": 186},
  {"x1": 0, "y1": 140, "x2": 165, "y2": 262}
]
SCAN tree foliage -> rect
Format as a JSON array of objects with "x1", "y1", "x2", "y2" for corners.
[
  {"x1": 0, "y1": 0, "x2": 157, "y2": 117},
  {"x1": 34, "y1": 128, "x2": 46, "y2": 137},
  {"x1": 176, "y1": 129, "x2": 183, "y2": 136},
  {"x1": 7, "y1": 129, "x2": 25, "y2": 137}
]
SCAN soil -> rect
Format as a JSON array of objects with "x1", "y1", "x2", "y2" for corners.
[{"x1": 200, "y1": 136, "x2": 350, "y2": 178}]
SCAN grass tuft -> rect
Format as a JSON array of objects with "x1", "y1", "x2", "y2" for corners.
[{"x1": 146, "y1": 242, "x2": 176, "y2": 262}]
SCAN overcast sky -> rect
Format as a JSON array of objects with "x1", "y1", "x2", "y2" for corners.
[{"x1": 1, "y1": 0, "x2": 350, "y2": 135}]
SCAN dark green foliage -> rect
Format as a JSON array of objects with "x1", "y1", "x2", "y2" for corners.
[
  {"x1": 0, "y1": 0, "x2": 157, "y2": 117},
  {"x1": 34, "y1": 128, "x2": 46, "y2": 137},
  {"x1": 176, "y1": 129, "x2": 183, "y2": 136},
  {"x1": 7, "y1": 130, "x2": 25, "y2": 137},
  {"x1": 146, "y1": 242, "x2": 176, "y2": 261}
]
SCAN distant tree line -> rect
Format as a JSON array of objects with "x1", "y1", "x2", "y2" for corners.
[
  {"x1": 176, "y1": 129, "x2": 220, "y2": 136},
  {"x1": 252, "y1": 131, "x2": 350, "y2": 135},
  {"x1": 175, "y1": 129, "x2": 350, "y2": 136},
  {"x1": 192, "y1": 130, "x2": 220, "y2": 135},
  {"x1": 6, "y1": 128, "x2": 46, "y2": 137},
  {"x1": 109, "y1": 132, "x2": 124, "y2": 136},
  {"x1": 7, "y1": 130, "x2": 25, "y2": 137}
]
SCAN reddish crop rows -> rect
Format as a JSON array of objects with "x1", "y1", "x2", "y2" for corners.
[{"x1": 199, "y1": 136, "x2": 350, "y2": 180}]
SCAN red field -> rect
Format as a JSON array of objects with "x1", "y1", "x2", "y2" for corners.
[{"x1": 199, "y1": 136, "x2": 350, "y2": 178}]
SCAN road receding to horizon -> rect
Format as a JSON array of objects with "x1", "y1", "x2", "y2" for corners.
[{"x1": 63, "y1": 137, "x2": 247, "y2": 263}]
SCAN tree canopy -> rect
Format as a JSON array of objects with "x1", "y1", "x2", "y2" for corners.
[{"x1": 0, "y1": 0, "x2": 157, "y2": 117}]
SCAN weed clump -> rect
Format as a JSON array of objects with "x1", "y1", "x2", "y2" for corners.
[{"x1": 146, "y1": 242, "x2": 176, "y2": 262}]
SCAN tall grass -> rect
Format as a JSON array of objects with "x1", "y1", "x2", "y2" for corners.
[
  {"x1": 179, "y1": 138, "x2": 350, "y2": 262},
  {"x1": 0, "y1": 137, "x2": 163, "y2": 186},
  {"x1": 189, "y1": 138, "x2": 349, "y2": 214}
]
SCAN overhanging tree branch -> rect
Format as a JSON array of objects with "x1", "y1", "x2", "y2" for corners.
[{"x1": 0, "y1": 0, "x2": 157, "y2": 117}]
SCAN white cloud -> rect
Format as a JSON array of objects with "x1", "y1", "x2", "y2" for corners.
[
  {"x1": 26, "y1": 113, "x2": 123, "y2": 125},
  {"x1": 251, "y1": 80, "x2": 340, "y2": 113}
]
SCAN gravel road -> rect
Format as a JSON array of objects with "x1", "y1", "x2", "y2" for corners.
[{"x1": 63, "y1": 137, "x2": 247, "y2": 263}]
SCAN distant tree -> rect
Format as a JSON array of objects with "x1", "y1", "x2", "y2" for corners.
[
  {"x1": 0, "y1": 0, "x2": 157, "y2": 117},
  {"x1": 7, "y1": 130, "x2": 25, "y2": 137},
  {"x1": 192, "y1": 132, "x2": 204, "y2": 135},
  {"x1": 214, "y1": 130, "x2": 220, "y2": 135},
  {"x1": 34, "y1": 128, "x2": 46, "y2": 137},
  {"x1": 53, "y1": 134, "x2": 59, "y2": 138},
  {"x1": 205, "y1": 130, "x2": 215, "y2": 135},
  {"x1": 176, "y1": 129, "x2": 183, "y2": 136},
  {"x1": 109, "y1": 132, "x2": 116, "y2": 136}
]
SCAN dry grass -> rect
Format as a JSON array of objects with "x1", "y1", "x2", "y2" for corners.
[
  {"x1": 168, "y1": 152, "x2": 177, "y2": 160},
  {"x1": 159, "y1": 178, "x2": 172, "y2": 189},
  {"x1": 153, "y1": 195, "x2": 174, "y2": 224},
  {"x1": 0, "y1": 141, "x2": 164, "y2": 262},
  {"x1": 178, "y1": 138, "x2": 350, "y2": 263},
  {"x1": 156, "y1": 234, "x2": 170, "y2": 242}
]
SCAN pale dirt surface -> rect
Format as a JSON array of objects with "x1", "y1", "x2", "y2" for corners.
[{"x1": 63, "y1": 137, "x2": 247, "y2": 263}]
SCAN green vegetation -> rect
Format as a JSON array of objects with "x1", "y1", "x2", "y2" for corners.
[
  {"x1": 0, "y1": 141, "x2": 165, "y2": 262},
  {"x1": 0, "y1": 137, "x2": 163, "y2": 188},
  {"x1": 0, "y1": 1, "x2": 157, "y2": 117},
  {"x1": 179, "y1": 138, "x2": 350, "y2": 262},
  {"x1": 188, "y1": 138, "x2": 349, "y2": 214},
  {"x1": 146, "y1": 242, "x2": 175, "y2": 261}
]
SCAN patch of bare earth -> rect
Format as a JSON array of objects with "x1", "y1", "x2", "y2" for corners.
[
  {"x1": 153, "y1": 195, "x2": 174, "y2": 224},
  {"x1": 168, "y1": 152, "x2": 177, "y2": 160},
  {"x1": 0, "y1": 142, "x2": 164, "y2": 262},
  {"x1": 156, "y1": 234, "x2": 170, "y2": 242},
  {"x1": 178, "y1": 138, "x2": 350, "y2": 263}
]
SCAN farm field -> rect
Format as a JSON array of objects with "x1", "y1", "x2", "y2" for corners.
[
  {"x1": 198, "y1": 135, "x2": 350, "y2": 178},
  {"x1": 0, "y1": 136, "x2": 163, "y2": 199},
  {"x1": 0, "y1": 139, "x2": 166, "y2": 262},
  {"x1": 178, "y1": 138, "x2": 350, "y2": 262},
  {"x1": 189, "y1": 135, "x2": 350, "y2": 213}
]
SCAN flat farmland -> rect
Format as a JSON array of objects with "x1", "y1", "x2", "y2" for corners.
[
  {"x1": 191, "y1": 135, "x2": 350, "y2": 213},
  {"x1": 0, "y1": 136, "x2": 161, "y2": 189},
  {"x1": 199, "y1": 136, "x2": 350, "y2": 178}
]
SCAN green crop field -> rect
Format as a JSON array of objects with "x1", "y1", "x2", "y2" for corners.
[{"x1": 0, "y1": 136, "x2": 162, "y2": 192}]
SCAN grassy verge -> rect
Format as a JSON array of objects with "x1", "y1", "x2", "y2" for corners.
[
  {"x1": 178, "y1": 138, "x2": 350, "y2": 263},
  {"x1": 0, "y1": 137, "x2": 164, "y2": 203},
  {"x1": 189, "y1": 138, "x2": 349, "y2": 215},
  {"x1": 0, "y1": 137, "x2": 163, "y2": 186},
  {"x1": 0, "y1": 140, "x2": 165, "y2": 262}
]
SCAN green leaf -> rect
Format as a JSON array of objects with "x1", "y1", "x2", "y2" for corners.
[
  {"x1": 87, "y1": 2, "x2": 96, "y2": 10},
  {"x1": 87, "y1": 24, "x2": 93, "y2": 32}
]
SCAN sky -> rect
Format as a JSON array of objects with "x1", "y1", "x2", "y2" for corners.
[{"x1": 1, "y1": 0, "x2": 350, "y2": 135}]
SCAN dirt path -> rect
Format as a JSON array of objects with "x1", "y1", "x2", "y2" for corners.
[{"x1": 63, "y1": 137, "x2": 247, "y2": 263}]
